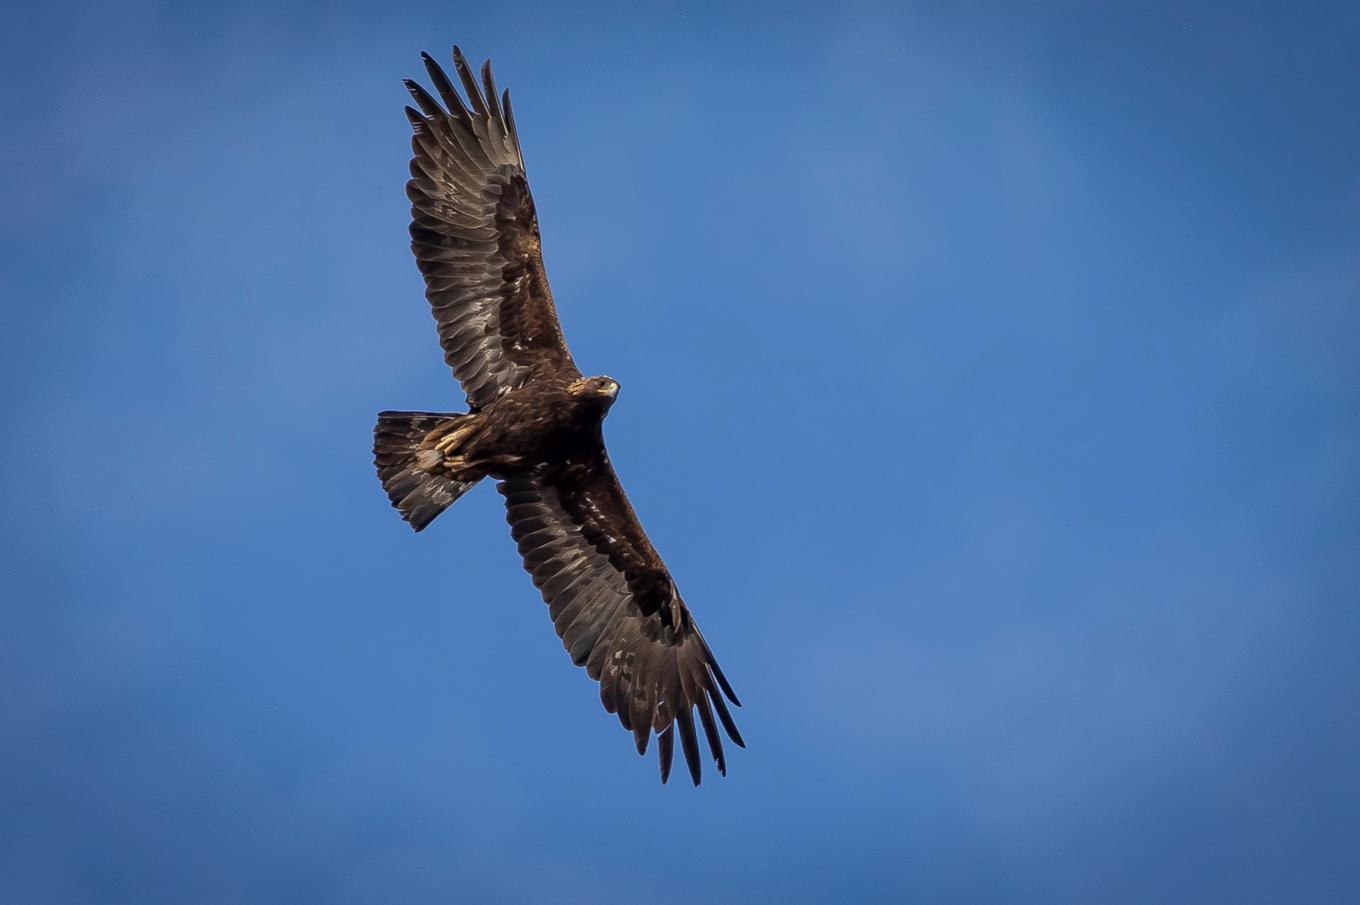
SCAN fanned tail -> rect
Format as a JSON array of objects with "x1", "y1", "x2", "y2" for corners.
[{"x1": 373, "y1": 411, "x2": 480, "y2": 531}]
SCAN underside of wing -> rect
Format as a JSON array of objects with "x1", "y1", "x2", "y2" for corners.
[
  {"x1": 499, "y1": 461, "x2": 744, "y2": 785},
  {"x1": 404, "y1": 48, "x2": 578, "y2": 408}
]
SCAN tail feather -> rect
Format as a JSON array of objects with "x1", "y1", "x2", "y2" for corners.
[{"x1": 373, "y1": 411, "x2": 479, "y2": 531}]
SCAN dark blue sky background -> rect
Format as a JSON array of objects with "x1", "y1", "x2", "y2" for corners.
[{"x1": 3, "y1": 1, "x2": 1358, "y2": 902}]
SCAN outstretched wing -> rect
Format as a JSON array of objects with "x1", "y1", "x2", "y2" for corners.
[
  {"x1": 499, "y1": 459, "x2": 744, "y2": 785},
  {"x1": 404, "y1": 48, "x2": 578, "y2": 409}
]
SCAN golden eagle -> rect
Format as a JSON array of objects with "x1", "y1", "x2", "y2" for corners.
[{"x1": 373, "y1": 47, "x2": 743, "y2": 784}]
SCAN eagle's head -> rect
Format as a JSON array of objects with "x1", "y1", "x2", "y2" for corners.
[{"x1": 569, "y1": 375, "x2": 620, "y2": 411}]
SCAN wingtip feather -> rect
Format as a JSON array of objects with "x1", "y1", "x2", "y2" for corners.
[
  {"x1": 481, "y1": 58, "x2": 504, "y2": 121},
  {"x1": 634, "y1": 722, "x2": 650, "y2": 756},
  {"x1": 420, "y1": 50, "x2": 468, "y2": 121},
  {"x1": 404, "y1": 79, "x2": 443, "y2": 117},
  {"x1": 696, "y1": 694, "x2": 726, "y2": 776},
  {"x1": 710, "y1": 690, "x2": 746, "y2": 748},
  {"x1": 658, "y1": 724, "x2": 674, "y2": 784},
  {"x1": 452, "y1": 46, "x2": 488, "y2": 116},
  {"x1": 677, "y1": 709, "x2": 702, "y2": 786}
]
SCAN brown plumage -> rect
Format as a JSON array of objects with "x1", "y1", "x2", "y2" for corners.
[{"x1": 372, "y1": 46, "x2": 743, "y2": 785}]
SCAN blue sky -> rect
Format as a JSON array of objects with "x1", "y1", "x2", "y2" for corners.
[{"x1": 3, "y1": 1, "x2": 1358, "y2": 902}]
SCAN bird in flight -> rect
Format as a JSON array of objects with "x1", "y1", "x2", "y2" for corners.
[{"x1": 373, "y1": 46, "x2": 744, "y2": 785}]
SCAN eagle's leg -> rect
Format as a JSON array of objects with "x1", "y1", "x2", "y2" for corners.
[{"x1": 428, "y1": 419, "x2": 483, "y2": 477}]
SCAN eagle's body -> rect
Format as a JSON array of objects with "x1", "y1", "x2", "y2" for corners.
[
  {"x1": 372, "y1": 47, "x2": 743, "y2": 785},
  {"x1": 410, "y1": 376, "x2": 618, "y2": 481}
]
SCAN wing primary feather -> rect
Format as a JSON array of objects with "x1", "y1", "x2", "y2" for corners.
[
  {"x1": 657, "y1": 724, "x2": 675, "y2": 784},
  {"x1": 452, "y1": 46, "x2": 489, "y2": 117},
  {"x1": 404, "y1": 105, "x2": 428, "y2": 131},
  {"x1": 420, "y1": 52, "x2": 468, "y2": 121},
  {"x1": 696, "y1": 627, "x2": 742, "y2": 706},
  {"x1": 709, "y1": 687, "x2": 746, "y2": 748},
  {"x1": 676, "y1": 707, "x2": 702, "y2": 786},
  {"x1": 629, "y1": 690, "x2": 652, "y2": 753},
  {"x1": 695, "y1": 693, "x2": 726, "y2": 776},
  {"x1": 709, "y1": 659, "x2": 741, "y2": 706},
  {"x1": 403, "y1": 79, "x2": 444, "y2": 117},
  {"x1": 502, "y1": 89, "x2": 523, "y2": 159},
  {"x1": 481, "y1": 59, "x2": 504, "y2": 122},
  {"x1": 632, "y1": 711, "x2": 651, "y2": 755}
]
